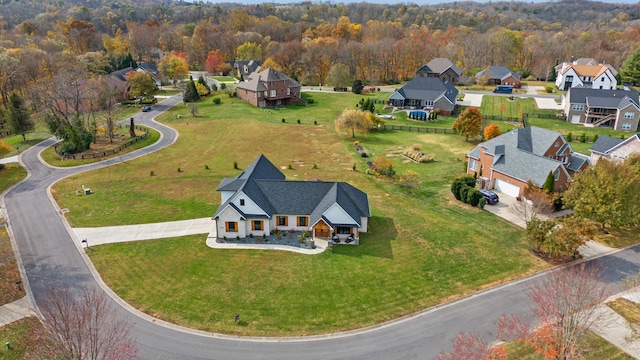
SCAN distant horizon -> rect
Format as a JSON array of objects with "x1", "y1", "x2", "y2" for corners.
[{"x1": 202, "y1": 0, "x2": 639, "y2": 5}]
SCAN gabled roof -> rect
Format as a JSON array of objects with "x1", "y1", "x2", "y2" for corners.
[
  {"x1": 567, "y1": 88, "x2": 640, "y2": 110},
  {"x1": 475, "y1": 66, "x2": 520, "y2": 82},
  {"x1": 236, "y1": 68, "x2": 300, "y2": 92},
  {"x1": 109, "y1": 67, "x2": 135, "y2": 82},
  {"x1": 560, "y1": 63, "x2": 616, "y2": 78},
  {"x1": 567, "y1": 152, "x2": 590, "y2": 172},
  {"x1": 426, "y1": 58, "x2": 462, "y2": 76},
  {"x1": 137, "y1": 62, "x2": 158, "y2": 75},
  {"x1": 389, "y1": 77, "x2": 458, "y2": 104},
  {"x1": 213, "y1": 155, "x2": 370, "y2": 225},
  {"x1": 234, "y1": 60, "x2": 262, "y2": 75},
  {"x1": 468, "y1": 127, "x2": 580, "y2": 186},
  {"x1": 589, "y1": 134, "x2": 640, "y2": 155}
]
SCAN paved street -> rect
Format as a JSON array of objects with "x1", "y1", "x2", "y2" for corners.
[{"x1": 3, "y1": 93, "x2": 640, "y2": 359}]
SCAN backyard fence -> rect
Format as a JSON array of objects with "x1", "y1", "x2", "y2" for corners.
[
  {"x1": 377, "y1": 124, "x2": 455, "y2": 134},
  {"x1": 54, "y1": 125, "x2": 149, "y2": 160}
]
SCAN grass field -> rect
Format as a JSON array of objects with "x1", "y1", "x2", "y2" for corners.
[
  {"x1": 0, "y1": 317, "x2": 41, "y2": 360},
  {"x1": 54, "y1": 92, "x2": 550, "y2": 335},
  {"x1": 0, "y1": 163, "x2": 27, "y2": 195},
  {"x1": 503, "y1": 331, "x2": 634, "y2": 359}
]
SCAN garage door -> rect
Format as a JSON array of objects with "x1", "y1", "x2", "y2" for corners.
[
  {"x1": 495, "y1": 179, "x2": 521, "y2": 198},
  {"x1": 571, "y1": 115, "x2": 581, "y2": 123}
]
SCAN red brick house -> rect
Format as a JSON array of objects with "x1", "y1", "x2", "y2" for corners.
[
  {"x1": 466, "y1": 127, "x2": 590, "y2": 198},
  {"x1": 236, "y1": 68, "x2": 303, "y2": 108}
]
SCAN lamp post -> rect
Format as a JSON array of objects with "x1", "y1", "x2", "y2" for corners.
[
  {"x1": 15, "y1": 280, "x2": 22, "y2": 291},
  {"x1": 82, "y1": 239, "x2": 89, "y2": 248}
]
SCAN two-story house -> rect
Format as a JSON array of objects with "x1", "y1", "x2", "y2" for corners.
[
  {"x1": 466, "y1": 127, "x2": 590, "y2": 198},
  {"x1": 236, "y1": 68, "x2": 304, "y2": 108},
  {"x1": 555, "y1": 61, "x2": 617, "y2": 91},
  {"x1": 563, "y1": 87, "x2": 640, "y2": 131},
  {"x1": 416, "y1": 58, "x2": 462, "y2": 85}
]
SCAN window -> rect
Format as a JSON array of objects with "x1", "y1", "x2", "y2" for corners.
[
  {"x1": 562, "y1": 156, "x2": 568, "y2": 164},
  {"x1": 469, "y1": 159, "x2": 477, "y2": 171},
  {"x1": 554, "y1": 170, "x2": 560, "y2": 181},
  {"x1": 624, "y1": 112, "x2": 635, "y2": 119},
  {"x1": 601, "y1": 77, "x2": 605, "y2": 81},
  {"x1": 336, "y1": 226, "x2": 351, "y2": 235},
  {"x1": 622, "y1": 123, "x2": 632, "y2": 130},
  {"x1": 277, "y1": 216, "x2": 288, "y2": 226},
  {"x1": 270, "y1": 90, "x2": 276, "y2": 97},
  {"x1": 286, "y1": 88, "x2": 291, "y2": 95},
  {"x1": 572, "y1": 104, "x2": 584, "y2": 111},
  {"x1": 226, "y1": 222, "x2": 237, "y2": 232},
  {"x1": 566, "y1": 75, "x2": 573, "y2": 83},
  {"x1": 264, "y1": 91, "x2": 267, "y2": 97},
  {"x1": 252, "y1": 220, "x2": 262, "y2": 231},
  {"x1": 240, "y1": 199, "x2": 245, "y2": 206},
  {"x1": 297, "y1": 216, "x2": 308, "y2": 227}
]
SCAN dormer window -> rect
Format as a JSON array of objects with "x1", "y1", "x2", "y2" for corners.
[{"x1": 240, "y1": 199, "x2": 245, "y2": 206}]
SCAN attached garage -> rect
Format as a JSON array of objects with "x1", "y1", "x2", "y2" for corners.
[
  {"x1": 495, "y1": 179, "x2": 521, "y2": 198},
  {"x1": 571, "y1": 115, "x2": 581, "y2": 124}
]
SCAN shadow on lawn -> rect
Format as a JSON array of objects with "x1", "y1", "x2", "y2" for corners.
[{"x1": 333, "y1": 216, "x2": 396, "y2": 260}]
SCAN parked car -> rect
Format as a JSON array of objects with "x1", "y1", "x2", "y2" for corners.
[
  {"x1": 141, "y1": 105, "x2": 152, "y2": 112},
  {"x1": 480, "y1": 189, "x2": 499, "y2": 204},
  {"x1": 492, "y1": 85, "x2": 513, "y2": 94}
]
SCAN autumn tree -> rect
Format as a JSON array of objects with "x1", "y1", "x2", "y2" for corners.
[
  {"x1": 88, "y1": 76, "x2": 123, "y2": 142},
  {"x1": 526, "y1": 216, "x2": 596, "y2": 258},
  {"x1": 564, "y1": 158, "x2": 640, "y2": 229},
  {"x1": 8, "y1": 92, "x2": 33, "y2": 141},
  {"x1": 453, "y1": 107, "x2": 482, "y2": 141},
  {"x1": 127, "y1": 71, "x2": 156, "y2": 100},
  {"x1": 205, "y1": 49, "x2": 225, "y2": 74},
  {"x1": 326, "y1": 63, "x2": 352, "y2": 88},
  {"x1": 27, "y1": 288, "x2": 139, "y2": 360},
  {"x1": 236, "y1": 42, "x2": 263, "y2": 61},
  {"x1": 373, "y1": 156, "x2": 395, "y2": 177},
  {"x1": 476, "y1": 75, "x2": 489, "y2": 89},
  {"x1": 159, "y1": 52, "x2": 189, "y2": 86},
  {"x1": 398, "y1": 170, "x2": 422, "y2": 194},
  {"x1": 483, "y1": 123, "x2": 501, "y2": 140},
  {"x1": 334, "y1": 109, "x2": 373, "y2": 138},
  {"x1": 61, "y1": 20, "x2": 100, "y2": 55}
]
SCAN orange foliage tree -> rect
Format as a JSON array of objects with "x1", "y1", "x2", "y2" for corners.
[{"x1": 483, "y1": 124, "x2": 501, "y2": 140}]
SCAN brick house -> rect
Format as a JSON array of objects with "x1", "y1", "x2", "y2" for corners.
[
  {"x1": 563, "y1": 87, "x2": 640, "y2": 131},
  {"x1": 236, "y1": 68, "x2": 303, "y2": 108},
  {"x1": 475, "y1": 66, "x2": 521, "y2": 87},
  {"x1": 466, "y1": 127, "x2": 590, "y2": 198}
]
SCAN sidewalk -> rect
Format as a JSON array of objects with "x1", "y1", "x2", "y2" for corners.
[
  {"x1": 0, "y1": 155, "x2": 19, "y2": 164},
  {"x1": 591, "y1": 303, "x2": 640, "y2": 359},
  {"x1": 0, "y1": 297, "x2": 34, "y2": 328}
]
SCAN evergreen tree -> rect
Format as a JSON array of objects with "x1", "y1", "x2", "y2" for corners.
[
  {"x1": 542, "y1": 171, "x2": 555, "y2": 193},
  {"x1": 352, "y1": 80, "x2": 364, "y2": 94},
  {"x1": 8, "y1": 92, "x2": 34, "y2": 140},
  {"x1": 620, "y1": 48, "x2": 640, "y2": 86},
  {"x1": 198, "y1": 75, "x2": 210, "y2": 94},
  {"x1": 183, "y1": 76, "x2": 200, "y2": 102}
]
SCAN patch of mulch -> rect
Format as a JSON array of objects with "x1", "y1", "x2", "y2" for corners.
[{"x1": 529, "y1": 248, "x2": 580, "y2": 265}]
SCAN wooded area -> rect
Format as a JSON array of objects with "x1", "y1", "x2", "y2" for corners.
[{"x1": 1, "y1": 0, "x2": 640, "y2": 131}]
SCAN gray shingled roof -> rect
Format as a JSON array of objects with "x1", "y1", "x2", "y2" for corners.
[
  {"x1": 468, "y1": 127, "x2": 576, "y2": 186},
  {"x1": 589, "y1": 135, "x2": 624, "y2": 154},
  {"x1": 426, "y1": 58, "x2": 462, "y2": 76},
  {"x1": 109, "y1": 67, "x2": 134, "y2": 82},
  {"x1": 475, "y1": 66, "x2": 520, "y2": 82},
  {"x1": 389, "y1": 77, "x2": 458, "y2": 104},
  {"x1": 567, "y1": 152, "x2": 590, "y2": 172},
  {"x1": 236, "y1": 68, "x2": 301, "y2": 92},
  {"x1": 568, "y1": 87, "x2": 640, "y2": 106},
  {"x1": 213, "y1": 155, "x2": 370, "y2": 225}
]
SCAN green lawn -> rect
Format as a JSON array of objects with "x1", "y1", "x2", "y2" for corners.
[
  {"x1": 0, "y1": 129, "x2": 51, "y2": 159},
  {"x1": 39, "y1": 126, "x2": 160, "y2": 167},
  {"x1": 60, "y1": 93, "x2": 549, "y2": 336},
  {"x1": 211, "y1": 76, "x2": 236, "y2": 82},
  {"x1": 608, "y1": 298, "x2": 640, "y2": 326},
  {"x1": 503, "y1": 331, "x2": 633, "y2": 359},
  {"x1": 0, "y1": 226, "x2": 23, "y2": 306},
  {"x1": 0, "y1": 317, "x2": 42, "y2": 360},
  {"x1": 0, "y1": 163, "x2": 27, "y2": 194}
]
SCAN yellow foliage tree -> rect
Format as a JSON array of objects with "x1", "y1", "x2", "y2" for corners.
[
  {"x1": 158, "y1": 52, "x2": 189, "y2": 86},
  {"x1": 483, "y1": 123, "x2": 501, "y2": 140},
  {"x1": 0, "y1": 140, "x2": 13, "y2": 156},
  {"x1": 335, "y1": 109, "x2": 374, "y2": 138}
]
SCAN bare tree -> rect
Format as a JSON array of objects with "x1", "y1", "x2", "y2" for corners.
[{"x1": 28, "y1": 288, "x2": 138, "y2": 360}]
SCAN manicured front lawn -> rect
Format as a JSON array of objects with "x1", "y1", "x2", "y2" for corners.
[
  {"x1": 1, "y1": 130, "x2": 51, "y2": 159},
  {"x1": 503, "y1": 331, "x2": 634, "y2": 359},
  {"x1": 68, "y1": 93, "x2": 547, "y2": 335},
  {"x1": 0, "y1": 164, "x2": 26, "y2": 195},
  {"x1": 0, "y1": 317, "x2": 43, "y2": 360},
  {"x1": 608, "y1": 298, "x2": 640, "y2": 325},
  {"x1": 0, "y1": 226, "x2": 23, "y2": 306}
]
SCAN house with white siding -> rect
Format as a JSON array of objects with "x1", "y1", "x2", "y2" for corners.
[
  {"x1": 589, "y1": 134, "x2": 640, "y2": 165},
  {"x1": 213, "y1": 155, "x2": 370, "y2": 244},
  {"x1": 555, "y1": 61, "x2": 617, "y2": 91}
]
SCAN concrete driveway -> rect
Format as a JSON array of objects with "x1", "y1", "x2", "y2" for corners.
[
  {"x1": 482, "y1": 191, "x2": 526, "y2": 228},
  {"x1": 457, "y1": 93, "x2": 483, "y2": 107}
]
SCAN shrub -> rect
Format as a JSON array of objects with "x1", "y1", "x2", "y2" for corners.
[
  {"x1": 592, "y1": 134, "x2": 599, "y2": 143},
  {"x1": 213, "y1": 98, "x2": 221, "y2": 105},
  {"x1": 314, "y1": 120, "x2": 317, "y2": 125},
  {"x1": 579, "y1": 133, "x2": 586, "y2": 143},
  {"x1": 177, "y1": 167, "x2": 182, "y2": 172},
  {"x1": 307, "y1": 98, "x2": 314, "y2": 104},
  {"x1": 461, "y1": 175, "x2": 476, "y2": 187},
  {"x1": 312, "y1": 163, "x2": 318, "y2": 169},
  {"x1": 567, "y1": 132, "x2": 573, "y2": 142},
  {"x1": 288, "y1": 164, "x2": 293, "y2": 169},
  {"x1": 211, "y1": 84, "x2": 218, "y2": 91},
  {"x1": 466, "y1": 188, "x2": 482, "y2": 206},
  {"x1": 478, "y1": 197, "x2": 487, "y2": 209},
  {"x1": 220, "y1": 83, "x2": 226, "y2": 90},
  {"x1": 545, "y1": 86, "x2": 553, "y2": 93},
  {"x1": 282, "y1": 118, "x2": 285, "y2": 123},
  {"x1": 451, "y1": 178, "x2": 465, "y2": 200},
  {"x1": 233, "y1": 161, "x2": 238, "y2": 170},
  {"x1": 372, "y1": 156, "x2": 395, "y2": 177},
  {"x1": 150, "y1": 170, "x2": 154, "y2": 176},
  {"x1": 204, "y1": 164, "x2": 209, "y2": 170},
  {"x1": 459, "y1": 185, "x2": 471, "y2": 203},
  {"x1": 352, "y1": 163, "x2": 356, "y2": 171},
  {"x1": 297, "y1": 119, "x2": 301, "y2": 124}
]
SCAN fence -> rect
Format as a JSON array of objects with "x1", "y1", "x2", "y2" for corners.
[
  {"x1": 54, "y1": 125, "x2": 149, "y2": 160},
  {"x1": 378, "y1": 124, "x2": 454, "y2": 134}
]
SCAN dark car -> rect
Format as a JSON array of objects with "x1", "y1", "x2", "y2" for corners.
[
  {"x1": 141, "y1": 105, "x2": 152, "y2": 112},
  {"x1": 492, "y1": 85, "x2": 513, "y2": 94},
  {"x1": 480, "y1": 189, "x2": 499, "y2": 204}
]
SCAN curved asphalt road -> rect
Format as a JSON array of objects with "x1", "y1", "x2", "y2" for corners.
[{"x1": 4, "y1": 94, "x2": 640, "y2": 359}]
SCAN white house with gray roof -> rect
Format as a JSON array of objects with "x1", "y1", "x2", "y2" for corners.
[
  {"x1": 466, "y1": 127, "x2": 589, "y2": 198},
  {"x1": 213, "y1": 155, "x2": 370, "y2": 244},
  {"x1": 388, "y1": 76, "x2": 458, "y2": 115},
  {"x1": 590, "y1": 134, "x2": 640, "y2": 165},
  {"x1": 563, "y1": 87, "x2": 640, "y2": 131}
]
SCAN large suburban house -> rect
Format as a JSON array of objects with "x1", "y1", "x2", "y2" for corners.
[
  {"x1": 563, "y1": 87, "x2": 640, "y2": 131},
  {"x1": 213, "y1": 155, "x2": 370, "y2": 243},
  {"x1": 555, "y1": 60, "x2": 617, "y2": 91},
  {"x1": 233, "y1": 60, "x2": 262, "y2": 78},
  {"x1": 236, "y1": 68, "x2": 303, "y2": 108},
  {"x1": 466, "y1": 127, "x2": 590, "y2": 198},
  {"x1": 388, "y1": 76, "x2": 458, "y2": 116},
  {"x1": 108, "y1": 67, "x2": 134, "y2": 100},
  {"x1": 136, "y1": 62, "x2": 162, "y2": 86},
  {"x1": 589, "y1": 134, "x2": 640, "y2": 165},
  {"x1": 416, "y1": 58, "x2": 462, "y2": 84},
  {"x1": 475, "y1": 66, "x2": 521, "y2": 87}
]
